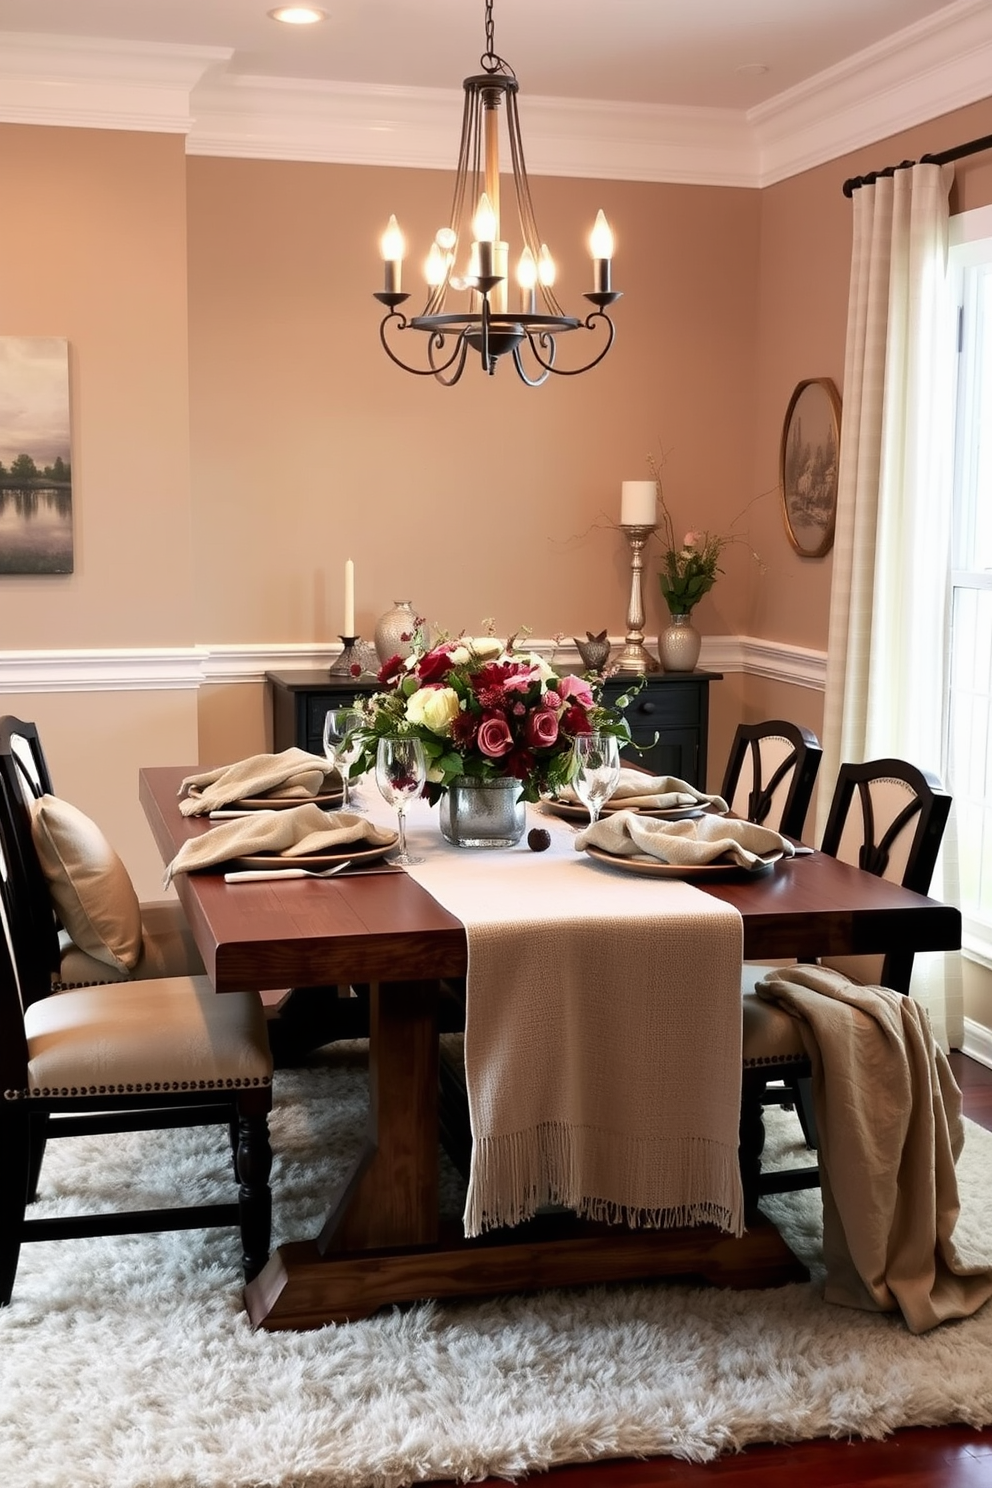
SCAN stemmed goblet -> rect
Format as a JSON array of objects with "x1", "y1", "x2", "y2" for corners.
[
  {"x1": 322, "y1": 708, "x2": 363, "y2": 808},
  {"x1": 375, "y1": 736, "x2": 426, "y2": 865},
  {"x1": 572, "y1": 734, "x2": 622, "y2": 828}
]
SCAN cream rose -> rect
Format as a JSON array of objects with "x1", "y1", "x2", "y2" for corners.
[{"x1": 405, "y1": 685, "x2": 461, "y2": 733}]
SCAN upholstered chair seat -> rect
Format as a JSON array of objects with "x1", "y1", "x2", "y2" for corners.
[{"x1": 11, "y1": 976, "x2": 272, "y2": 1101}]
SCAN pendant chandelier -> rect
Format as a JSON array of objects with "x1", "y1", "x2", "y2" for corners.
[{"x1": 373, "y1": 0, "x2": 622, "y2": 387}]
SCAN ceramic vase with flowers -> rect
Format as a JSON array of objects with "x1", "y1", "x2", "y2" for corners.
[
  {"x1": 650, "y1": 457, "x2": 744, "y2": 673},
  {"x1": 350, "y1": 629, "x2": 637, "y2": 847}
]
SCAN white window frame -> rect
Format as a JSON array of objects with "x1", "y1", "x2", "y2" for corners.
[{"x1": 948, "y1": 206, "x2": 992, "y2": 968}]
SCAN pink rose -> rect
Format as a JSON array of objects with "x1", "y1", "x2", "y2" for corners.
[
  {"x1": 683, "y1": 531, "x2": 701, "y2": 549},
  {"x1": 558, "y1": 675, "x2": 594, "y2": 708},
  {"x1": 542, "y1": 690, "x2": 562, "y2": 710},
  {"x1": 477, "y1": 714, "x2": 514, "y2": 758},
  {"x1": 526, "y1": 709, "x2": 559, "y2": 748}
]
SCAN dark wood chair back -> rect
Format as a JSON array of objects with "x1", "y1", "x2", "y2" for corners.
[
  {"x1": 818, "y1": 757, "x2": 951, "y2": 994},
  {"x1": 0, "y1": 722, "x2": 62, "y2": 1003},
  {"x1": 720, "y1": 720, "x2": 823, "y2": 840}
]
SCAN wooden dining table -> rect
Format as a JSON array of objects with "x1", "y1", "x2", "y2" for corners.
[{"x1": 140, "y1": 765, "x2": 962, "y2": 1331}]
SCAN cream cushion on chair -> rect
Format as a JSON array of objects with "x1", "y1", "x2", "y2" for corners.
[
  {"x1": 11, "y1": 976, "x2": 272, "y2": 1100},
  {"x1": 29, "y1": 795, "x2": 205, "y2": 987},
  {"x1": 29, "y1": 794, "x2": 142, "y2": 975}
]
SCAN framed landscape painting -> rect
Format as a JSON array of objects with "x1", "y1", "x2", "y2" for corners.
[
  {"x1": 779, "y1": 377, "x2": 842, "y2": 558},
  {"x1": 0, "y1": 337, "x2": 73, "y2": 574}
]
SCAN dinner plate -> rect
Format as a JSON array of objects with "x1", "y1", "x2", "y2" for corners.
[
  {"x1": 228, "y1": 790, "x2": 344, "y2": 810},
  {"x1": 541, "y1": 797, "x2": 707, "y2": 823},
  {"x1": 232, "y1": 839, "x2": 396, "y2": 871},
  {"x1": 584, "y1": 844, "x2": 783, "y2": 880}
]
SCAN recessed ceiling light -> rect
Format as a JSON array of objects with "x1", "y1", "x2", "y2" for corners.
[
  {"x1": 735, "y1": 63, "x2": 769, "y2": 77},
  {"x1": 268, "y1": 6, "x2": 327, "y2": 23}
]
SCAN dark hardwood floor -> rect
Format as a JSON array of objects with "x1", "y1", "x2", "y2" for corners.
[{"x1": 428, "y1": 1052, "x2": 992, "y2": 1488}]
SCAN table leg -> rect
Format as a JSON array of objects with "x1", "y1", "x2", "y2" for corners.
[{"x1": 318, "y1": 978, "x2": 440, "y2": 1253}]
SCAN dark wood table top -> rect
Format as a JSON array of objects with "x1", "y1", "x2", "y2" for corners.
[{"x1": 140, "y1": 765, "x2": 961, "y2": 992}]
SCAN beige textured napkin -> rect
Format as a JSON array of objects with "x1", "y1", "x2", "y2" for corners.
[
  {"x1": 558, "y1": 768, "x2": 729, "y2": 813},
  {"x1": 164, "y1": 805, "x2": 396, "y2": 884},
  {"x1": 178, "y1": 749, "x2": 340, "y2": 816},
  {"x1": 575, "y1": 810, "x2": 795, "y2": 868}
]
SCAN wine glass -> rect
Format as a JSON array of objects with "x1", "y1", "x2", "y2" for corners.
[
  {"x1": 572, "y1": 734, "x2": 622, "y2": 828},
  {"x1": 375, "y1": 736, "x2": 426, "y2": 865},
  {"x1": 322, "y1": 708, "x2": 362, "y2": 808}
]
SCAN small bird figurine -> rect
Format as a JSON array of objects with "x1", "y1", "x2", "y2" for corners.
[{"x1": 573, "y1": 630, "x2": 611, "y2": 672}]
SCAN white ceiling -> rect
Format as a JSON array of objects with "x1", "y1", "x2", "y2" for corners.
[
  {"x1": 1, "y1": 0, "x2": 991, "y2": 186},
  {"x1": 0, "y1": 0, "x2": 969, "y2": 108}
]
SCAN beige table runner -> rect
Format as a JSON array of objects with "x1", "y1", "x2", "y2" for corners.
[{"x1": 389, "y1": 799, "x2": 745, "y2": 1240}]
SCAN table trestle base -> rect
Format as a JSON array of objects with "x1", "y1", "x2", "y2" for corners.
[{"x1": 244, "y1": 1215, "x2": 808, "y2": 1330}]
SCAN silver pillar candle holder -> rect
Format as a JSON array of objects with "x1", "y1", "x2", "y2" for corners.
[{"x1": 613, "y1": 523, "x2": 660, "y2": 673}]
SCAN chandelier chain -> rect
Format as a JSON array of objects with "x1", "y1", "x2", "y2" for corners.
[{"x1": 481, "y1": 0, "x2": 514, "y2": 78}]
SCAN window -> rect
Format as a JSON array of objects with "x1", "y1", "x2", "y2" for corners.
[{"x1": 949, "y1": 210, "x2": 992, "y2": 962}]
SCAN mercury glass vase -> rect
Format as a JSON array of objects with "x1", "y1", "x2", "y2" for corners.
[
  {"x1": 374, "y1": 601, "x2": 425, "y2": 666},
  {"x1": 659, "y1": 612, "x2": 702, "y2": 673},
  {"x1": 439, "y1": 776, "x2": 527, "y2": 849}
]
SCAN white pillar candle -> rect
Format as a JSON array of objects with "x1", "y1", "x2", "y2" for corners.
[
  {"x1": 344, "y1": 559, "x2": 355, "y2": 636},
  {"x1": 620, "y1": 480, "x2": 657, "y2": 527}
]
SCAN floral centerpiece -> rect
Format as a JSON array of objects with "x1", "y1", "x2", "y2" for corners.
[{"x1": 350, "y1": 630, "x2": 637, "y2": 806}]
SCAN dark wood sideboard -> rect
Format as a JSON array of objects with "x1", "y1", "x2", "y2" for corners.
[{"x1": 267, "y1": 668, "x2": 721, "y2": 789}]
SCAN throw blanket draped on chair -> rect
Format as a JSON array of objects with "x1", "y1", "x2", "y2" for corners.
[{"x1": 755, "y1": 964, "x2": 992, "y2": 1333}]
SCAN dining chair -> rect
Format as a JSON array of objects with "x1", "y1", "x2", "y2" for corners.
[
  {"x1": 739, "y1": 757, "x2": 952, "y2": 1212},
  {"x1": 720, "y1": 719, "x2": 823, "y2": 840},
  {"x1": 0, "y1": 774, "x2": 274, "y2": 1304},
  {"x1": 0, "y1": 719, "x2": 268, "y2": 1206},
  {"x1": 0, "y1": 715, "x2": 205, "y2": 997}
]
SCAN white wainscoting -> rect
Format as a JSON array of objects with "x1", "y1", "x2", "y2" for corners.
[{"x1": 0, "y1": 636, "x2": 827, "y2": 694}]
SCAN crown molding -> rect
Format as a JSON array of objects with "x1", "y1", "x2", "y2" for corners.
[
  {"x1": 750, "y1": 0, "x2": 992, "y2": 186},
  {"x1": 186, "y1": 75, "x2": 755, "y2": 186},
  {"x1": 0, "y1": 33, "x2": 229, "y2": 133},
  {"x1": 0, "y1": 4, "x2": 990, "y2": 181}
]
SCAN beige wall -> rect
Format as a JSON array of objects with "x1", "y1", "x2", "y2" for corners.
[{"x1": 185, "y1": 158, "x2": 762, "y2": 647}]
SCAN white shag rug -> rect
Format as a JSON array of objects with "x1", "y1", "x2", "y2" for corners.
[{"x1": 2, "y1": 1042, "x2": 991, "y2": 1488}]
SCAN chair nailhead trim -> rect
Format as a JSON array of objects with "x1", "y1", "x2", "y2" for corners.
[
  {"x1": 4, "y1": 1075, "x2": 272, "y2": 1100},
  {"x1": 742, "y1": 1054, "x2": 809, "y2": 1068}
]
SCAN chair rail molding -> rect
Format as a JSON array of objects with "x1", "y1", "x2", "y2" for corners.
[{"x1": 0, "y1": 637, "x2": 826, "y2": 694}]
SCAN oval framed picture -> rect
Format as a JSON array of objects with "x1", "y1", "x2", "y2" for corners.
[{"x1": 779, "y1": 377, "x2": 842, "y2": 558}]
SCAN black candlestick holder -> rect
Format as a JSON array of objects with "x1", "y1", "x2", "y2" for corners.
[{"x1": 328, "y1": 636, "x2": 365, "y2": 678}]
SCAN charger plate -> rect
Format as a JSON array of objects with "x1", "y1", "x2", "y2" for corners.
[
  {"x1": 542, "y1": 798, "x2": 707, "y2": 823},
  {"x1": 228, "y1": 790, "x2": 343, "y2": 810},
  {"x1": 233, "y1": 840, "x2": 395, "y2": 871},
  {"x1": 584, "y1": 844, "x2": 782, "y2": 880}
]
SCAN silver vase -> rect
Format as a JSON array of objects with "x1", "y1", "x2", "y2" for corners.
[
  {"x1": 374, "y1": 601, "x2": 424, "y2": 665},
  {"x1": 439, "y1": 776, "x2": 527, "y2": 849},
  {"x1": 659, "y1": 612, "x2": 701, "y2": 672}
]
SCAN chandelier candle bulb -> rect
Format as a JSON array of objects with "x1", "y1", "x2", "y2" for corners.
[
  {"x1": 344, "y1": 559, "x2": 355, "y2": 636},
  {"x1": 380, "y1": 215, "x2": 405, "y2": 294},
  {"x1": 590, "y1": 210, "x2": 614, "y2": 294},
  {"x1": 621, "y1": 480, "x2": 658, "y2": 527},
  {"x1": 473, "y1": 193, "x2": 497, "y2": 279}
]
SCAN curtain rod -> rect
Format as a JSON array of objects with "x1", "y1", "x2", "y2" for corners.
[{"x1": 841, "y1": 131, "x2": 992, "y2": 198}]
